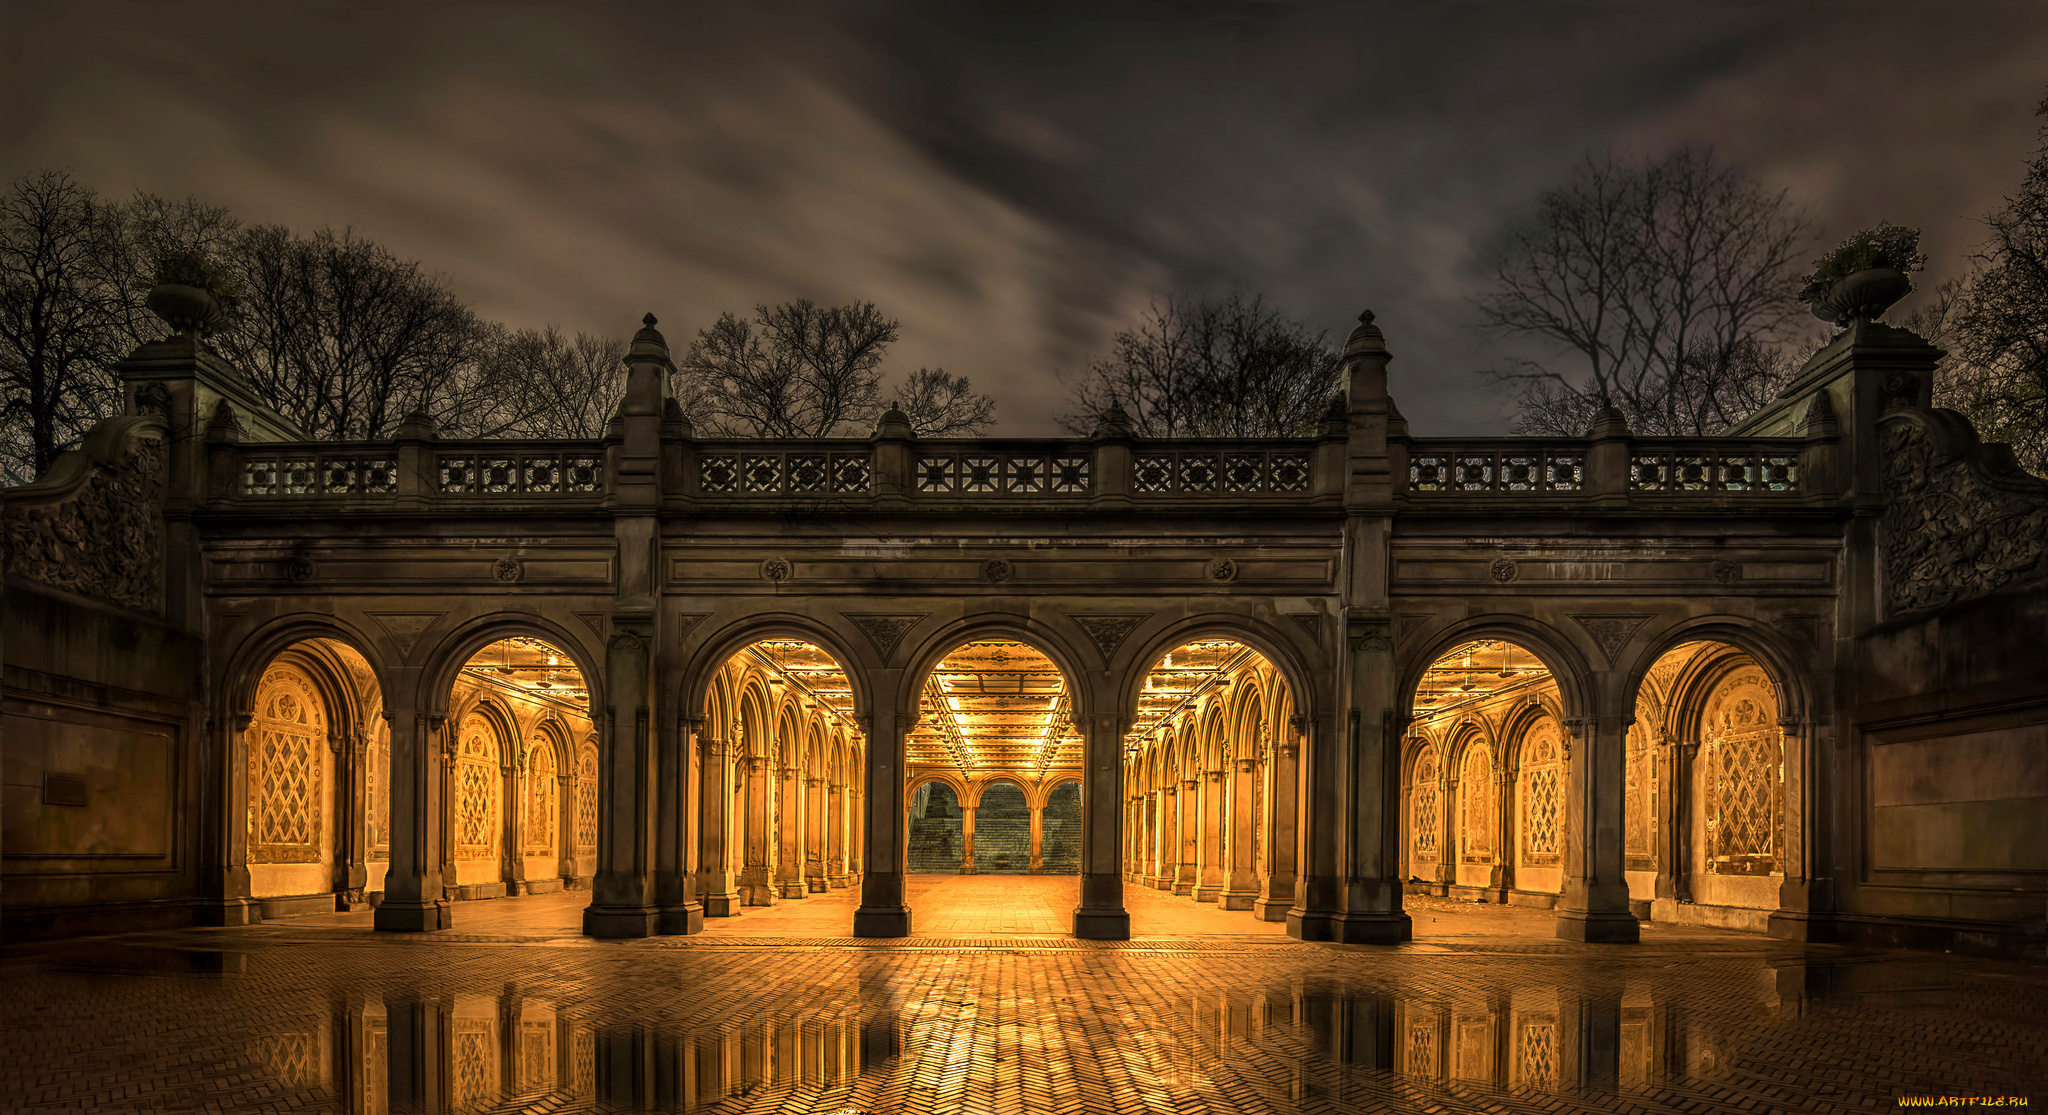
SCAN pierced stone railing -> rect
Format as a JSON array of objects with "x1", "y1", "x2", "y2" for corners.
[
  {"x1": 1406, "y1": 443, "x2": 1585, "y2": 494},
  {"x1": 694, "y1": 444, "x2": 875, "y2": 495},
  {"x1": 908, "y1": 446, "x2": 1093, "y2": 496},
  {"x1": 436, "y1": 447, "x2": 605, "y2": 495},
  {"x1": 241, "y1": 451, "x2": 400, "y2": 497},
  {"x1": 1131, "y1": 447, "x2": 1315, "y2": 495},
  {"x1": 1401, "y1": 436, "x2": 1811, "y2": 502},
  {"x1": 1624, "y1": 442, "x2": 1799, "y2": 494}
]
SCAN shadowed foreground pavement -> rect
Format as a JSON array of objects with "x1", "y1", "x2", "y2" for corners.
[{"x1": 3, "y1": 877, "x2": 2044, "y2": 1113}]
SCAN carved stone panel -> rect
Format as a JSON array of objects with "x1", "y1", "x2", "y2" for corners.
[
  {"x1": 1880, "y1": 417, "x2": 2048, "y2": 617},
  {"x1": 2, "y1": 433, "x2": 165, "y2": 612}
]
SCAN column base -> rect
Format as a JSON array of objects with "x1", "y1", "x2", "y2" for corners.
[
  {"x1": 1554, "y1": 910, "x2": 1640, "y2": 943},
  {"x1": 1172, "y1": 881, "x2": 1193, "y2": 896},
  {"x1": 739, "y1": 883, "x2": 777, "y2": 906},
  {"x1": 1193, "y1": 885, "x2": 1222, "y2": 903},
  {"x1": 374, "y1": 901, "x2": 452, "y2": 932},
  {"x1": 826, "y1": 874, "x2": 851, "y2": 889},
  {"x1": 853, "y1": 905, "x2": 912, "y2": 937},
  {"x1": 1285, "y1": 908, "x2": 1333, "y2": 941},
  {"x1": 1073, "y1": 908, "x2": 1130, "y2": 940},
  {"x1": 584, "y1": 905, "x2": 659, "y2": 939},
  {"x1": 701, "y1": 893, "x2": 742, "y2": 917},
  {"x1": 1219, "y1": 890, "x2": 1258, "y2": 911},
  {"x1": 776, "y1": 882, "x2": 807, "y2": 899},
  {"x1": 806, "y1": 877, "x2": 827, "y2": 893},
  {"x1": 1767, "y1": 910, "x2": 1838, "y2": 943},
  {"x1": 1332, "y1": 912, "x2": 1412, "y2": 945},
  {"x1": 1251, "y1": 897, "x2": 1292, "y2": 922},
  {"x1": 199, "y1": 897, "x2": 261, "y2": 927},
  {"x1": 657, "y1": 903, "x2": 705, "y2": 936}
]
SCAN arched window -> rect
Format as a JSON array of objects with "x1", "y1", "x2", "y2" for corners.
[
  {"x1": 455, "y1": 712, "x2": 500, "y2": 858},
  {"x1": 1702, "y1": 668, "x2": 1783, "y2": 876},
  {"x1": 249, "y1": 666, "x2": 325, "y2": 863},
  {"x1": 1520, "y1": 718, "x2": 1562, "y2": 865},
  {"x1": 1410, "y1": 747, "x2": 1440, "y2": 871},
  {"x1": 575, "y1": 745, "x2": 599, "y2": 855},
  {"x1": 525, "y1": 735, "x2": 557, "y2": 855},
  {"x1": 1461, "y1": 744, "x2": 1493, "y2": 861}
]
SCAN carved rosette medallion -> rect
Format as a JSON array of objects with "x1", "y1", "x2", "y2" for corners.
[
  {"x1": 1710, "y1": 559, "x2": 1742, "y2": 584},
  {"x1": 286, "y1": 556, "x2": 316, "y2": 583},
  {"x1": 761, "y1": 558, "x2": 793, "y2": 583},
  {"x1": 1490, "y1": 557, "x2": 1518, "y2": 583},
  {"x1": 492, "y1": 556, "x2": 523, "y2": 583},
  {"x1": 1207, "y1": 557, "x2": 1238, "y2": 582},
  {"x1": 982, "y1": 558, "x2": 1013, "y2": 583}
]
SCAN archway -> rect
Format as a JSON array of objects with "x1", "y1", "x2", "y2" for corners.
[
  {"x1": 1634, "y1": 640, "x2": 1791, "y2": 932},
  {"x1": 1125, "y1": 637, "x2": 1297, "y2": 928},
  {"x1": 903, "y1": 638, "x2": 1082, "y2": 928},
  {"x1": 1401, "y1": 638, "x2": 1563, "y2": 925},
  {"x1": 696, "y1": 639, "x2": 863, "y2": 916},
  {"x1": 1041, "y1": 781, "x2": 1081, "y2": 874},
  {"x1": 442, "y1": 636, "x2": 595, "y2": 902},
  {"x1": 239, "y1": 637, "x2": 383, "y2": 918}
]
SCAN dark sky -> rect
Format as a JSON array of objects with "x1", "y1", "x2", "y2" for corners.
[{"x1": 6, "y1": 2, "x2": 2047, "y2": 434}]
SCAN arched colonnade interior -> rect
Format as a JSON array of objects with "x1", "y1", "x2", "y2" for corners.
[{"x1": 1403, "y1": 637, "x2": 1791, "y2": 926}]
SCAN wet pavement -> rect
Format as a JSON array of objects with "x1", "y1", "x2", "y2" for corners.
[{"x1": 3, "y1": 877, "x2": 2044, "y2": 1113}]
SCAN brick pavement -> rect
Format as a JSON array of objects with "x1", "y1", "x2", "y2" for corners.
[{"x1": 3, "y1": 877, "x2": 2045, "y2": 1113}]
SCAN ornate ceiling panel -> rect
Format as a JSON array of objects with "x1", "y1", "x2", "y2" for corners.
[{"x1": 459, "y1": 636, "x2": 592, "y2": 715}]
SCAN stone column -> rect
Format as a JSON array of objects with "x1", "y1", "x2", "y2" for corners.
[
  {"x1": 1174, "y1": 779, "x2": 1199, "y2": 895},
  {"x1": 1330, "y1": 611, "x2": 1410, "y2": 944},
  {"x1": 740, "y1": 756, "x2": 776, "y2": 906},
  {"x1": 775, "y1": 761, "x2": 807, "y2": 899},
  {"x1": 698, "y1": 737, "x2": 739, "y2": 915},
  {"x1": 826, "y1": 780, "x2": 849, "y2": 888},
  {"x1": 1195, "y1": 769, "x2": 1226, "y2": 902},
  {"x1": 854, "y1": 672, "x2": 912, "y2": 936},
  {"x1": 1072, "y1": 710, "x2": 1130, "y2": 938},
  {"x1": 1770, "y1": 716, "x2": 1833, "y2": 942},
  {"x1": 1029, "y1": 803, "x2": 1045, "y2": 875},
  {"x1": 204, "y1": 708, "x2": 260, "y2": 926},
  {"x1": 338, "y1": 729, "x2": 370, "y2": 909},
  {"x1": 1254, "y1": 723, "x2": 1300, "y2": 921},
  {"x1": 556, "y1": 768, "x2": 576, "y2": 888},
  {"x1": 503, "y1": 750, "x2": 526, "y2": 897},
  {"x1": 1554, "y1": 688, "x2": 1639, "y2": 943},
  {"x1": 376, "y1": 670, "x2": 452, "y2": 930},
  {"x1": 1657, "y1": 736, "x2": 1697, "y2": 906},
  {"x1": 655, "y1": 715, "x2": 703, "y2": 935},
  {"x1": 805, "y1": 777, "x2": 828, "y2": 892},
  {"x1": 1488, "y1": 764, "x2": 1515, "y2": 903},
  {"x1": 1152, "y1": 785, "x2": 1178, "y2": 890},
  {"x1": 958, "y1": 804, "x2": 978, "y2": 874},
  {"x1": 1221, "y1": 758, "x2": 1260, "y2": 910},
  {"x1": 584, "y1": 630, "x2": 661, "y2": 938}
]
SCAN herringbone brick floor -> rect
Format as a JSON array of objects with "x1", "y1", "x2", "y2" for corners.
[{"x1": 2, "y1": 878, "x2": 2043, "y2": 1113}]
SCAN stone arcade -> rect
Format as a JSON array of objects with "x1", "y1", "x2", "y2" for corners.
[{"x1": 4, "y1": 306, "x2": 2045, "y2": 955}]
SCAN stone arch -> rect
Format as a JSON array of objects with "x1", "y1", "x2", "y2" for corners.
[
  {"x1": 1114, "y1": 615, "x2": 1319, "y2": 739},
  {"x1": 973, "y1": 779, "x2": 1032, "y2": 874},
  {"x1": 219, "y1": 612, "x2": 390, "y2": 724},
  {"x1": 677, "y1": 614, "x2": 874, "y2": 726},
  {"x1": 906, "y1": 778, "x2": 965, "y2": 873},
  {"x1": 1398, "y1": 616, "x2": 1595, "y2": 725},
  {"x1": 895, "y1": 616, "x2": 1094, "y2": 726},
  {"x1": 413, "y1": 612, "x2": 606, "y2": 721}
]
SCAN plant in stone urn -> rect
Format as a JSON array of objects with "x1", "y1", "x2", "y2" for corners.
[
  {"x1": 1798, "y1": 220, "x2": 1928, "y2": 326},
  {"x1": 145, "y1": 249, "x2": 240, "y2": 336}
]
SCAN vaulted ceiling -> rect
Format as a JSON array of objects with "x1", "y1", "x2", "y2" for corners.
[{"x1": 459, "y1": 636, "x2": 592, "y2": 715}]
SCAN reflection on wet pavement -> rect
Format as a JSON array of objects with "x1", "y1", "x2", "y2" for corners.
[{"x1": 4, "y1": 890, "x2": 2046, "y2": 1112}]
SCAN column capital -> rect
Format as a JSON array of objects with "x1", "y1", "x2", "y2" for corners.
[{"x1": 1234, "y1": 758, "x2": 1257, "y2": 773}]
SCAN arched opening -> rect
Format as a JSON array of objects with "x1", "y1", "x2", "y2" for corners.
[
  {"x1": 973, "y1": 782, "x2": 1030, "y2": 873},
  {"x1": 907, "y1": 781, "x2": 965, "y2": 872},
  {"x1": 1041, "y1": 781, "x2": 1082, "y2": 874},
  {"x1": 1125, "y1": 637, "x2": 1298, "y2": 930},
  {"x1": 1636, "y1": 640, "x2": 1789, "y2": 932},
  {"x1": 903, "y1": 638, "x2": 1082, "y2": 929},
  {"x1": 1402, "y1": 639, "x2": 1561, "y2": 916},
  {"x1": 696, "y1": 639, "x2": 863, "y2": 917},
  {"x1": 443, "y1": 636, "x2": 594, "y2": 902}
]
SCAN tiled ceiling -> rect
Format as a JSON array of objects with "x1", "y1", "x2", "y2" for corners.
[
  {"x1": 1412, "y1": 640, "x2": 1552, "y2": 722},
  {"x1": 744, "y1": 640, "x2": 859, "y2": 727},
  {"x1": 1125, "y1": 639, "x2": 1259, "y2": 749},
  {"x1": 459, "y1": 636, "x2": 591, "y2": 715},
  {"x1": 911, "y1": 640, "x2": 1078, "y2": 776}
]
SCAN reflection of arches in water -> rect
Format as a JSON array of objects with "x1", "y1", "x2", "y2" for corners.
[
  {"x1": 907, "y1": 782, "x2": 963, "y2": 872},
  {"x1": 973, "y1": 782, "x2": 1030, "y2": 874},
  {"x1": 1042, "y1": 782, "x2": 1081, "y2": 874}
]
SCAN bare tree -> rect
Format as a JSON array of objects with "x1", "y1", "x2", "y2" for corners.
[
  {"x1": 213, "y1": 226, "x2": 516, "y2": 440},
  {"x1": 1059, "y1": 293, "x2": 1340, "y2": 438},
  {"x1": 1475, "y1": 148, "x2": 1814, "y2": 436},
  {"x1": 896, "y1": 366, "x2": 994, "y2": 436},
  {"x1": 479, "y1": 326, "x2": 627, "y2": 440},
  {"x1": 678, "y1": 300, "x2": 993, "y2": 438},
  {"x1": 1915, "y1": 90, "x2": 2048, "y2": 477}
]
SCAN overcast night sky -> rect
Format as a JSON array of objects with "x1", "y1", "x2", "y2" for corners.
[{"x1": 5, "y1": 2, "x2": 2047, "y2": 435}]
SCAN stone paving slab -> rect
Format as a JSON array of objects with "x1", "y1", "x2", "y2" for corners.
[{"x1": 2, "y1": 878, "x2": 2044, "y2": 1113}]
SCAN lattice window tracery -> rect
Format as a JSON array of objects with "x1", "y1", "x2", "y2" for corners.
[
  {"x1": 456, "y1": 713, "x2": 500, "y2": 857},
  {"x1": 368, "y1": 721, "x2": 390, "y2": 856},
  {"x1": 576, "y1": 747, "x2": 599, "y2": 853},
  {"x1": 1460, "y1": 744, "x2": 1494, "y2": 861},
  {"x1": 1626, "y1": 693, "x2": 1658, "y2": 866},
  {"x1": 1517, "y1": 1016, "x2": 1559, "y2": 1088},
  {"x1": 1409, "y1": 748, "x2": 1440, "y2": 869},
  {"x1": 248, "y1": 666, "x2": 324, "y2": 864},
  {"x1": 1702, "y1": 669, "x2": 1783, "y2": 876},
  {"x1": 525, "y1": 736, "x2": 557, "y2": 854},
  {"x1": 1521, "y1": 719, "x2": 1562, "y2": 865}
]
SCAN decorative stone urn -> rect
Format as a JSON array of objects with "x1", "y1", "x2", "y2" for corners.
[
  {"x1": 1811, "y1": 267, "x2": 1911, "y2": 327},
  {"x1": 145, "y1": 282, "x2": 222, "y2": 336}
]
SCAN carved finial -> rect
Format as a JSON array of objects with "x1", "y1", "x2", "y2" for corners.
[
  {"x1": 1359, "y1": 309, "x2": 1375, "y2": 325},
  {"x1": 627, "y1": 312, "x2": 673, "y2": 367},
  {"x1": 1343, "y1": 307, "x2": 1387, "y2": 359},
  {"x1": 643, "y1": 312, "x2": 658, "y2": 327}
]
